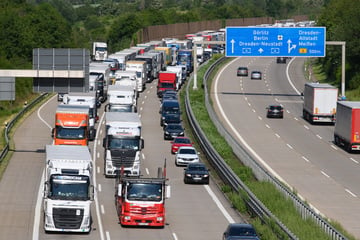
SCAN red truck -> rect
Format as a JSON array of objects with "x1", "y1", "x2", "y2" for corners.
[
  {"x1": 115, "y1": 164, "x2": 170, "y2": 227},
  {"x1": 157, "y1": 71, "x2": 177, "y2": 97},
  {"x1": 334, "y1": 101, "x2": 360, "y2": 152}
]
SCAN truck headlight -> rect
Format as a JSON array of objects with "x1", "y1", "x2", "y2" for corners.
[{"x1": 156, "y1": 216, "x2": 164, "y2": 221}]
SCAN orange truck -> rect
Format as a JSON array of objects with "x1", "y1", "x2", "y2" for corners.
[
  {"x1": 52, "y1": 104, "x2": 90, "y2": 146},
  {"x1": 157, "y1": 71, "x2": 177, "y2": 98},
  {"x1": 115, "y1": 165, "x2": 170, "y2": 227}
]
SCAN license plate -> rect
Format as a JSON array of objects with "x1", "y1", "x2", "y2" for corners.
[{"x1": 138, "y1": 222, "x2": 149, "y2": 226}]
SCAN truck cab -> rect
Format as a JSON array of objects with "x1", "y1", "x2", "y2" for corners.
[
  {"x1": 43, "y1": 145, "x2": 94, "y2": 233},
  {"x1": 103, "y1": 112, "x2": 144, "y2": 177}
]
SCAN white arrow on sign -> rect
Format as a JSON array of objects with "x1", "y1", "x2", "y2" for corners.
[
  {"x1": 287, "y1": 39, "x2": 296, "y2": 53},
  {"x1": 231, "y1": 39, "x2": 235, "y2": 53},
  {"x1": 258, "y1": 48, "x2": 264, "y2": 54}
]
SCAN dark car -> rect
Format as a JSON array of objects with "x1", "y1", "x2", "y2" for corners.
[
  {"x1": 266, "y1": 104, "x2": 284, "y2": 118},
  {"x1": 276, "y1": 57, "x2": 286, "y2": 63},
  {"x1": 160, "y1": 99, "x2": 180, "y2": 126},
  {"x1": 237, "y1": 67, "x2": 248, "y2": 77},
  {"x1": 183, "y1": 162, "x2": 210, "y2": 184},
  {"x1": 250, "y1": 71, "x2": 262, "y2": 80},
  {"x1": 223, "y1": 223, "x2": 260, "y2": 240},
  {"x1": 162, "y1": 112, "x2": 181, "y2": 127},
  {"x1": 163, "y1": 123, "x2": 184, "y2": 140}
]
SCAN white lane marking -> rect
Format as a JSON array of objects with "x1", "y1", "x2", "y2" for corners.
[
  {"x1": 304, "y1": 125, "x2": 309, "y2": 130},
  {"x1": 100, "y1": 129, "x2": 103, "y2": 135},
  {"x1": 286, "y1": 110, "x2": 290, "y2": 114},
  {"x1": 258, "y1": 116, "x2": 262, "y2": 120},
  {"x1": 286, "y1": 58, "x2": 302, "y2": 95},
  {"x1": 97, "y1": 166, "x2": 100, "y2": 174},
  {"x1": 265, "y1": 124, "x2": 270, "y2": 129},
  {"x1": 204, "y1": 185, "x2": 235, "y2": 223},
  {"x1": 172, "y1": 233, "x2": 178, "y2": 240},
  {"x1": 93, "y1": 111, "x2": 106, "y2": 240},
  {"x1": 275, "y1": 133, "x2": 280, "y2": 138},
  {"x1": 294, "y1": 117, "x2": 299, "y2": 121},
  {"x1": 345, "y1": 189, "x2": 357, "y2": 198},
  {"x1": 34, "y1": 94, "x2": 56, "y2": 240},
  {"x1": 316, "y1": 134, "x2": 322, "y2": 139},
  {"x1": 146, "y1": 168, "x2": 150, "y2": 175},
  {"x1": 321, "y1": 171, "x2": 330, "y2": 178},
  {"x1": 302, "y1": 156, "x2": 310, "y2": 162},
  {"x1": 142, "y1": 101, "x2": 145, "y2": 104},
  {"x1": 97, "y1": 152, "x2": 100, "y2": 159},
  {"x1": 350, "y1": 158, "x2": 359, "y2": 164},
  {"x1": 101, "y1": 205, "x2": 105, "y2": 214},
  {"x1": 98, "y1": 184, "x2": 102, "y2": 192},
  {"x1": 106, "y1": 231, "x2": 111, "y2": 240},
  {"x1": 331, "y1": 145, "x2": 338, "y2": 150},
  {"x1": 287, "y1": 144, "x2": 293, "y2": 149},
  {"x1": 142, "y1": 153, "x2": 145, "y2": 160},
  {"x1": 252, "y1": 109, "x2": 256, "y2": 113},
  {"x1": 98, "y1": 139, "x2": 101, "y2": 146},
  {"x1": 248, "y1": 102, "x2": 251, "y2": 106}
]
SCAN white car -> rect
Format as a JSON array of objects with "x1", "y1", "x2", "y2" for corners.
[{"x1": 175, "y1": 146, "x2": 200, "y2": 166}]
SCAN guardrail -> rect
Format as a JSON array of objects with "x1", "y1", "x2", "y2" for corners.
[
  {"x1": 0, "y1": 93, "x2": 48, "y2": 163},
  {"x1": 185, "y1": 57, "x2": 347, "y2": 240}
]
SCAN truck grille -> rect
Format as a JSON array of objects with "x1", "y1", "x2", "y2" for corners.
[
  {"x1": 53, "y1": 208, "x2": 84, "y2": 229},
  {"x1": 111, "y1": 149, "x2": 136, "y2": 168},
  {"x1": 129, "y1": 205, "x2": 159, "y2": 214}
]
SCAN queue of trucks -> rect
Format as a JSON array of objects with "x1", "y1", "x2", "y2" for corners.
[{"x1": 45, "y1": 30, "x2": 227, "y2": 233}]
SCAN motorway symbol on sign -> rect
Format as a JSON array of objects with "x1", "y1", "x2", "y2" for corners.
[{"x1": 225, "y1": 27, "x2": 326, "y2": 57}]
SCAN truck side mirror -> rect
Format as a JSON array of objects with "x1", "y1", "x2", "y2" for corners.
[
  {"x1": 117, "y1": 184, "x2": 122, "y2": 197},
  {"x1": 165, "y1": 185, "x2": 171, "y2": 199},
  {"x1": 141, "y1": 139, "x2": 144, "y2": 149},
  {"x1": 103, "y1": 138, "x2": 106, "y2": 148},
  {"x1": 44, "y1": 181, "x2": 49, "y2": 198},
  {"x1": 90, "y1": 185, "x2": 94, "y2": 201},
  {"x1": 51, "y1": 128, "x2": 55, "y2": 138}
]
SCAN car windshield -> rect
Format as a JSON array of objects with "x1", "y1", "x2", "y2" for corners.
[
  {"x1": 229, "y1": 226, "x2": 256, "y2": 236},
  {"x1": 188, "y1": 165, "x2": 206, "y2": 171},
  {"x1": 270, "y1": 106, "x2": 282, "y2": 110},
  {"x1": 179, "y1": 148, "x2": 196, "y2": 154},
  {"x1": 167, "y1": 125, "x2": 182, "y2": 130},
  {"x1": 174, "y1": 138, "x2": 191, "y2": 144}
]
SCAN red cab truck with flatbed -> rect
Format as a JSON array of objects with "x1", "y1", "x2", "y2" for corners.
[
  {"x1": 334, "y1": 101, "x2": 360, "y2": 152},
  {"x1": 157, "y1": 71, "x2": 177, "y2": 98},
  {"x1": 115, "y1": 166, "x2": 170, "y2": 227}
]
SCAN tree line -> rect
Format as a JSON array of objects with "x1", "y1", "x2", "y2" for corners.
[{"x1": 0, "y1": 0, "x2": 359, "y2": 101}]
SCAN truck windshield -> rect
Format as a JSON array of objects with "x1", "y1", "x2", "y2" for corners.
[
  {"x1": 49, "y1": 177, "x2": 89, "y2": 200},
  {"x1": 110, "y1": 105, "x2": 133, "y2": 112},
  {"x1": 159, "y1": 82, "x2": 174, "y2": 88},
  {"x1": 109, "y1": 138, "x2": 140, "y2": 150},
  {"x1": 126, "y1": 183, "x2": 162, "y2": 202},
  {"x1": 56, "y1": 126, "x2": 86, "y2": 139}
]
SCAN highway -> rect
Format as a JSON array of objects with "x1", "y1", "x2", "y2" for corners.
[
  {"x1": 0, "y1": 76, "x2": 242, "y2": 239},
  {"x1": 212, "y1": 56, "x2": 360, "y2": 238}
]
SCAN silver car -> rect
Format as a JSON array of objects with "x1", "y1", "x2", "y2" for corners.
[{"x1": 175, "y1": 146, "x2": 200, "y2": 166}]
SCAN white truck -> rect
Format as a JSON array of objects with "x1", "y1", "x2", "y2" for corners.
[
  {"x1": 166, "y1": 65, "x2": 184, "y2": 88},
  {"x1": 106, "y1": 85, "x2": 137, "y2": 113},
  {"x1": 92, "y1": 42, "x2": 108, "y2": 61},
  {"x1": 103, "y1": 112, "x2": 144, "y2": 177},
  {"x1": 302, "y1": 82, "x2": 338, "y2": 124},
  {"x1": 125, "y1": 60, "x2": 147, "y2": 92},
  {"x1": 114, "y1": 70, "x2": 138, "y2": 97},
  {"x1": 43, "y1": 145, "x2": 94, "y2": 233},
  {"x1": 62, "y1": 92, "x2": 98, "y2": 140},
  {"x1": 90, "y1": 62, "x2": 111, "y2": 102}
]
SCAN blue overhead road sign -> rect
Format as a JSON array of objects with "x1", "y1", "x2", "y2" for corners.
[{"x1": 226, "y1": 27, "x2": 326, "y2": 57}]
